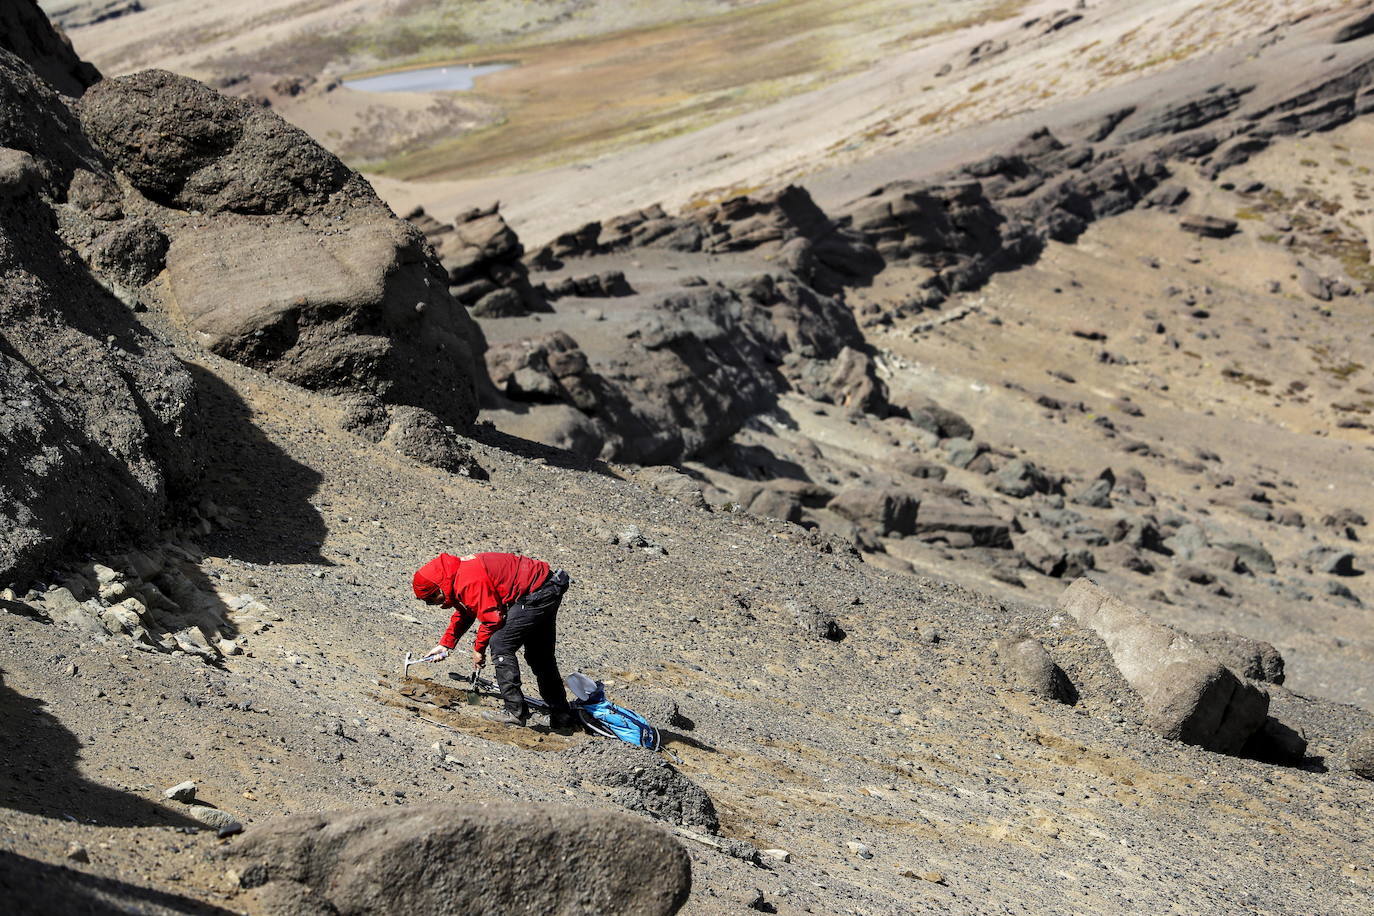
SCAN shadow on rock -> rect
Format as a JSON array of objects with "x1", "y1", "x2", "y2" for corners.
[{"x1": 0, "y1": 668, "x2": 201, "y2": 828}]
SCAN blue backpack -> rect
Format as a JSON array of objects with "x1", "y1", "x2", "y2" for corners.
[{"x1": 566, "y1": 673, "x2": 661, "y2": 751}]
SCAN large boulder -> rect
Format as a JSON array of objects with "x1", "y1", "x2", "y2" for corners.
[
  {"x1": 829, "y1": 487, "x2": 919, "y2": 537},
  {"x1": 78, "y1": 70, "x2": 486, "y2": 429},
  {"x1": 226, "y1": 805, "x2": 690, "y2": 916},
  {"x1": 914, "y1": 498, "x2": 1012, "y2": 548},
  {"x1": 1057, "y1": 579, "x2": 1269, "y2": 754},
  {"x1": 78, "y1": 69, "x2": 356, "y2": 215}
]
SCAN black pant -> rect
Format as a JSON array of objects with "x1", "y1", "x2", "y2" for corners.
[{"x1": 489, "y1": 570, "x2": 572, "y2": 720}]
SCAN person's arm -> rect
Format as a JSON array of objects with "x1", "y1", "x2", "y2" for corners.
[
  {"x1": 439, "y1": 608, "x2": 475, "y2": 650},
  {"x1": 458, "y1": 574, "x2": 503, "y2": 666},
  {"x1": 421, "y1": 608, "x2": 473, "y2": 662},
  {"x1": 472, "y1": 610, "x2": 503, "y2": 657}
]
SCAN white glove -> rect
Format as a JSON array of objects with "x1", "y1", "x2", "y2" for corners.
[{"x1": 421, "y1": 645, "x2": 450, "y2": 663}]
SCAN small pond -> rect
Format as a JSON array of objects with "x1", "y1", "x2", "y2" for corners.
[{"x1": 342, "y1": 62, "x2": 511, "y2": 93}]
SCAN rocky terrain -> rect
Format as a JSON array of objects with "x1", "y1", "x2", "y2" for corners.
[{"x1": 4, "y1": 1, "x2": 1374, "y2": 914}]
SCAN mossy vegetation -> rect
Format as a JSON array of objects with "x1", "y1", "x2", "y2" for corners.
[{"x1": 337, "y1": 0, "x2": 1029, "y2": 179}]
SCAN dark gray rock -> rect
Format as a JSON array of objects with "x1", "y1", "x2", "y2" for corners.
[
  {"x1": 0, "y1": 54, "x2": 201, "y2": 585},
  {"x1": 1303, "y1": 546, "x2": 1360, "y2": 576},
  {"x1": 1348, "y1": 730, "x2": 1374, "y2": 778},
  {"x1": 564, "y1": 741, "x2": 718, "y2": 833},
  {"x1": 891, "y1": 454, "x2": 947, "y2": 480},
  {"x1": 227, "y1": 805, "x2": 691, "y2": 916},
  {"x1": 80, "y1": 69, "x2": 356, "y2": 215},
  {"x1": 1190, "y1": 631, "x2": 1285, "y2": 684},
  {"x1": 1297, "y1": 267, "x2": 1331, "y2": 301},
  {"x1": 0, "y1": 0, "x2": 102, "y2": 97},
  {"x1": 829, "y1": 488, "x2": 918, "y2": 537},
  {"x1": 787, "y1": 599, "x2": 846, "y2": 642},
  {"x1": 1071, "y1": 468, "x2": 1115, "y2": 508},
  {"x1": 994, "y1": 459, "x2": 1056, "y2": 498},
  {"x1": 943, "y1": 437, "x2": 985, "y2": 469},
  {"x1": 1179, "y1": 215, "x2": 1238, "y2": 238},
  {"x1": 380, "y1": 407, "x2": 485, "y2": 478},
  {"x1": 88, "y1": 217, "x2": 168, "y2": 287},
  {"x1": 470, "y1": 287, "x2": 527, "y2": 317},
  {"x1": 1213, "y1": 539, "x2": 1276, "y2": 575},
  {"x1": 902, "y1": 401, "x2": 974, "y2": 441},
  {"x1": 1326, "y1": 581, "x2": 1363, "y2": 606},
  {"x1": 992, "y1": 634, "x2": 1076, "y2": 703},
  {"x1": 914, "y1": 498, "x2": 1012, "y2": 549}
]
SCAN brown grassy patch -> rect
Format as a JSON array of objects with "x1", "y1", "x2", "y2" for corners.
[{"x1": 365, "y1": 0, "x2": 1029, "y2": 179}]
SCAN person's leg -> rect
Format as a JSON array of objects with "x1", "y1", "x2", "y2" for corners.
[
  {"x1": 523, "y1": 605, "x2": 572, "y2": 717},
  {"x1": 488, "y1": 602, "x2": 539, "y2": 720},
  {"x1": 520, "y1": 572, "x2": 574, "y2": 721}
]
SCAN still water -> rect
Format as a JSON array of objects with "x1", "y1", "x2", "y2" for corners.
[{"x1": 342, "y1": 62, "x2": 511, "y2": 92}]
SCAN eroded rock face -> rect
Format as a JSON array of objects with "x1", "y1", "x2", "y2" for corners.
[
  {"x1": 408, "y1": 204, "x2": 550, "y2": 317},
  {"x1": 79, "y1": 70, "x2": 356, "y2": 216},
  {"x1": 1058, "y1": 579, "x2": 1268, "y2": 754},
  {"x1": 78, "y1": 69, "x2": 486, "y2": 430},
  {"x1": 0, "y1": 50, "x2": 201, "y2": 585},
  {"x1": 226, "y1": 805, "x2": 691, "y2": 916}
]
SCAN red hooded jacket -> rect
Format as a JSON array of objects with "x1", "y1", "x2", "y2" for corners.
[{"x1": 412, "y1": 553, "x2": 550, "y2": 652}]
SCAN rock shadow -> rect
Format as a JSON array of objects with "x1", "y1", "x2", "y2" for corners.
[
  {"x1": 0, "y1": 667, "x2": 201, "y2": 828},
  {"x1": 0, "y1": 849, "x2": 236, "y2": 915},
  {"x1": 661, "y1": 730, "x2": 717, "y2": 754},
  {"x1": 182, "y1": 363, "x2": 328, "y2": 568},
  {"x1": 465, "y1": 420, "x2": 622, "y2": 479}
]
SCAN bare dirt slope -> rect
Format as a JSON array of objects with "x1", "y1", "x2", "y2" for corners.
[
  {"x1": 3, "y1": 336, "x2": 1373, "y2": 915},
  {"x1": 6, "y1": 2, "x2": 1374, "y2": 914}
]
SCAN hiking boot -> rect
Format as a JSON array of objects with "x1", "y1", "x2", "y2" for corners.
[
  {"x1": 481, "y1": 710, "x2": 527, "y2": 728},
  {"x1": 548, "y1": 711, "x2": 579, "y2": 731}
]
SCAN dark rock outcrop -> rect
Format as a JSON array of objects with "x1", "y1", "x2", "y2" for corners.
[
  {"x1": 78, "y1": 70, "x2": 486, "y2": 430},
  {"x1": 0, "y1": 0, "x2": 101, "y2": 97},
  {"x1": 407, "y1": 204, "x2": 551, "y2": 317},
  {"x1": 0, "y1": 49, "x2": 201, "y2": 586},
  {"x1": 80, "y1": 70, "x2": 356, "y2": 216},
  {"x1": 532, "y1": 185, "x2": 883, "y2": 293},
  {"x1": 563, "y1": 741, "x2": 718, "y2": 832}
]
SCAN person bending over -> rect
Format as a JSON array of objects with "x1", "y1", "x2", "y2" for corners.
[{"x1": 414, "y1": 552, "x2": 575, "y2": 728}]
